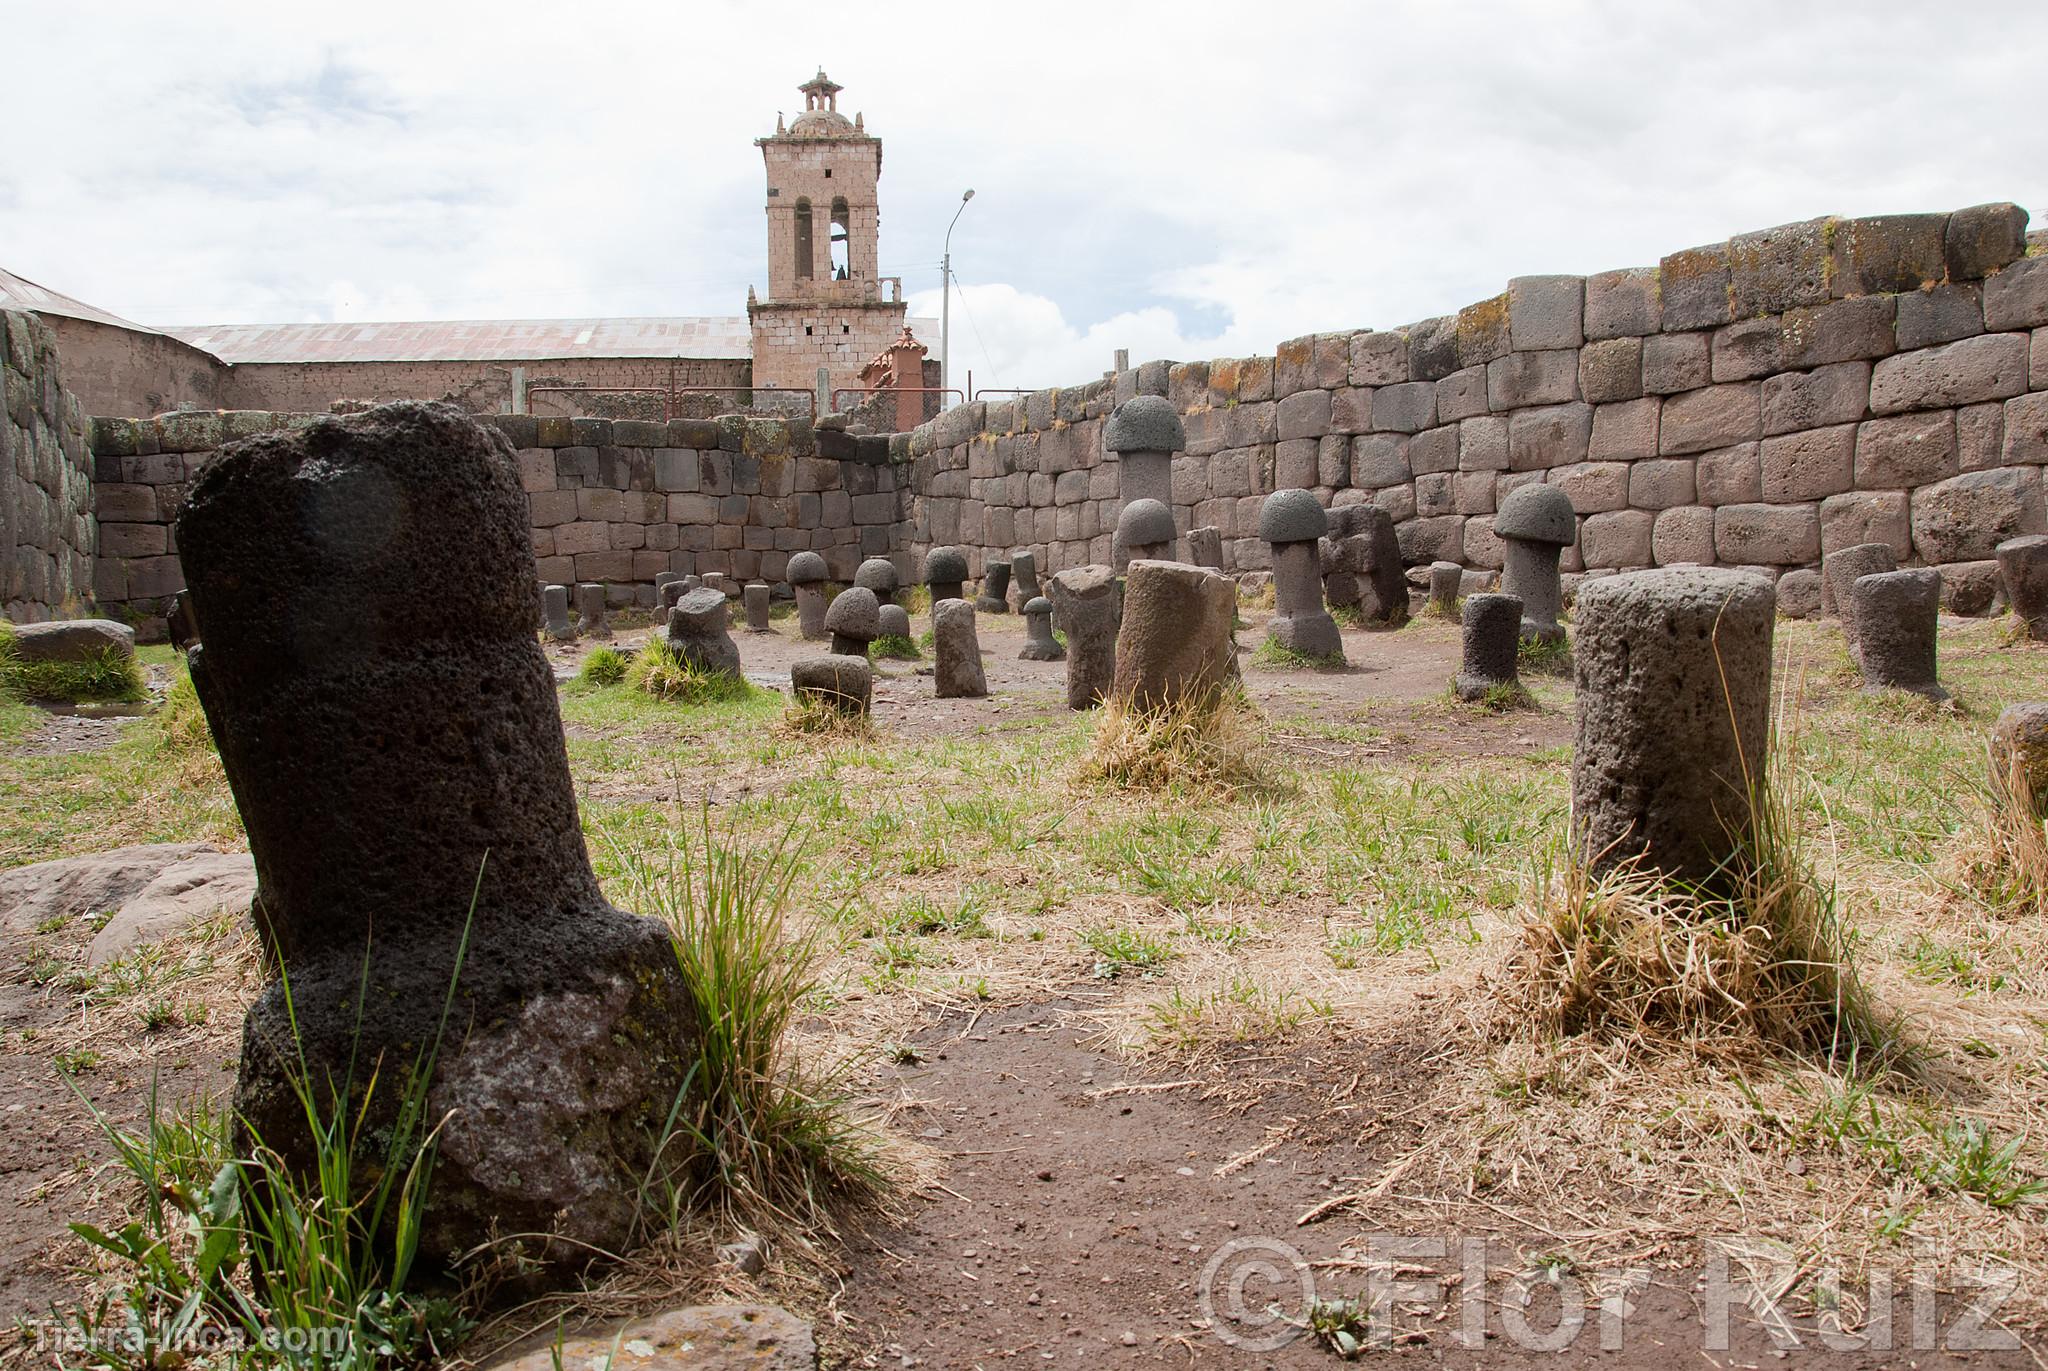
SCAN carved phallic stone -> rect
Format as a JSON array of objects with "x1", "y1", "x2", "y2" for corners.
[
  {"x1": 668, "y1": 586, "x2": 742, "y2": 677},
  {"x1": 825, "y1": 585, "x2": 881, "y2": 657},
  {"x1": 1008, "y1": 550, "x2": 1042, "y2": 612},
  {"x1": 1821, "y1": 542, "x2": 1897, "y2": 661},
  {"x1": 876, "y1": 602, "x2": 912, "y2": 642},
  {"x1": 977, "y1": 558, "x2": 1013, "y2": 614},
  {"x1": 1046, "y1": 564, "x2": 1120, "y2": 709},
  {"x1": 1113, "y1": 498, "x2": 1176, "y2": 572},
  {"x1": 574, "y1": 583, "x2": 611, "y2": 639},
  {"x1": 1105, "y1": 394, "x2": 1185, "y2": 509},
  {"x1": 786, "y1": 551, "x2": 830, "y2": 641},
  {"x1": 1851, "y1": 568, "x2": 1948, "y2": 701},
  {"x1": 932, "y1": 599, "x2": 989, "y2": 699},
  {"x1": 1322, "y1": 505, "x2": 1408, "y2": 629},
  {"x1": 1453, "y1": 593, "x2": 1524, "y2": 701},
  {"x1": 924, "y1": 545, "x2": 968, "y2": 606},
  {"x1": 855, "y1": 557, "x2": 900, "y2": 605},
  {"x1": 790, "y1": 654, "x2": 872, "y2": 715},
  {"x1": 174, "y1": 401, "x2": 698, "y2": 1273},
  {"x1": 1111, "y1": 560, "x2": 1237, "y2": 712},
  {"x1": 1573, "y1": 567, "x2": 1776, "y2": 890},
  {"x1": 543, "y1": 584, "x2": 576, "y2": 640},
  {"x1": 1186, "y1": 526, "x2": 1224, "y2": 570},
  {"x1": 1996, "y1": 534, "x2": 2048, "y2": 641},
  {"x1": 1259, "y1": 489, "x2": 1342, "y2": 662},
  {"x1": 743, "y1": 582, "x2": 772, "y2": 632},
  {"x1": 1020, "y1": 595, "x2": 1065, "y2": 661},
  {"x1": 1989, "y1": 702, "x2": 2048, "y2": 807},
  {"x1": 1427, "y1": 561, "x2": 1463, "y2": 618},
  {"x1": 1495, "y1": 483, "x2": 1575, "y2": 644}
]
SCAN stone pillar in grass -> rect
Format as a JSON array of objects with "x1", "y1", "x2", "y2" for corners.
[
  {"x1": 932, "y1": 599, "x2": 989, "y2": 699},
  {"x1": 1990, "y1": 703, "x2": 2048, "y2": 807},
  {"x1": 1322, "y1": 505, "x2": 1408, "y2": 629},
  {"x1": 825, "y1": 585, "x2": 881, "y2": 657},
  {"x1": 1453, "y1": 593, "x2": 1524, "y2": 701},
  {"x1": 1259, "y1": 489, "x2": 1342, "y2": 662},
  {"x1": 542, "y1": 584, "x2": 576, "y2": 640},
  {"x1": 1020, "y1": 595, "x2": 1065, "y2": 661},
  {"x1": 1046, "y1": 564, "x2": 1120, "y2": 709},
  {"x1": 1572, "y1": 567, "x2": 1776, "y2": 889},
  {"x1": 791, "y1": 654, "x2": 872, "y2": 715},
  {"x1": 924, "y1": 545, "x2": 968, "y2": 608},
  {"x1": 1495, "y1": 484, "x2": 1574, "y2": 644},
  {"x1": 1113, "y1": 498, "x2": 1176, "y2": 573},
  {"x1": 1427, "y1": 561, "x2": 1463, "y2": 618},
  {"x1": 977, "y1": 558, "x2": 1013, "y2": 614},
  {"x1": 1008, "y1": 550, "x2": 1042, "y2": 612},
  {"x1": 668, "y1": 586, "x2": 742, "y2": 677},
  {"x1": 174, "y1": 401, "x2": 698, "y2": 1272},
  {"x1": 1104, "y1": 394, "x2": 1183, "y2": 511},
  {"x1": 1187, "y1": 526, "x2": 1224, "y2": 571},
  {"x1": 574, "y1": 583, "x2": 611, "y2": 639},
  {"x1": 786, "y1": 551, "x2": 830, "y2": 641},
  {"x1": 1111, "y1": 560, "x2": 1237, "y2": 712},
  {"x1": 1820, "y1": 542, "x2": 1896, "y2": 662},
  {"x1": 742, "y1": 582, "x2": 771, "y2": 632},
  {"x1": 1851, "y1": 568, "x2": 1948, "y2": 701},
  {"x1": 1996, "y1": 535, "x2": 2048, "y2": 641},
  {"x1": 855, "y1": 556, "x2": 900, "y2": 607}
]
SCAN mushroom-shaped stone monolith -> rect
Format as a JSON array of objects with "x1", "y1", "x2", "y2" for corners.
[
  {"x1": 1323, "y1": 505, "x2": 1409, "y2": 629},
  {"x1": 1009, "y1": 550, "x2": 1042, "y2": 613},
  {"x1": 175, "y1": 401, "x2": 697, "y2": 1273},
  {"x1": 1186, "y1": 526, "x2": 1224, "y2": 570},
  {"x1": 1990, "y1": 703, "x2": 2048, "y2": 808},
  {"x1": 876, "y1": 602, "x2": 913, "y2": 642},
  {"x1": 543, "y1": 584, "x2": 577, "y2": 641},
  {"x1": 1996, "y1": 535, "x2": 2048, "y2": 642},
  {"x1": 1112, "y1": 560, "x2": 1237, "y2": 713},
  {"x1": 1821, "y1": 542, "x2": 1897, "y2": 662},
  {"x1": 1453, "y1": 593, "x2": 1525, "y2": 701},
  {"x1": 1427, "y1": 561, "x2": 1463, "y2": 619},
  {"x1": 1495, "y1": 484, "x2": 1575, "y2": 644},
  {"x1": 1104, "y1": 394, "x2": 1185, "y2": 509},
  {"x1": 855, "y1": 557, "x2": 900, "y2": 606},
  {"x1": 825, "y1": 585, "x2": 881, "y2": 657},
  {"x1": 743, "y1": 582, "x2": 772, "y2": 632},
  {"x1": 668, "y1": 587, "x2": 742, "y2": 677},
  {"x1": 925, "y1": 545, "x2": 969, "y2": 606},
  {"x1": 1573, "y1": 567, "x2": 1776, "y2": 891},
  {"x1": 933, "y1": 599, "x2": 989, "y2": 699},
  {"x1": 1114, "y1": 498, "x2": 1177, "y2": 572},
  {"x1": 977, "y1": 558, "x2": 1013, "y2": 614},
  {"x1": 1259, "y1": 489, "x2": 1343, "y2": 662},
  {"x1": 574, "y1": 583, "x2": 611, "y2": 640},
  {"x1": 1020, "y1": 595, "x2": 1065, "y2": 661},
  {"x1": 1046, "y1": 564, "x2": 1120, "y2": 709},
  {"x1": 791, "y1": 655, "x2": 872, "y2": 716},
  {"x1": 786, "y1": 551, "x2": 830, "y2": 641},
  {"x1": 1851, "y1": 568, "x2": 1947, "y2": 701}
]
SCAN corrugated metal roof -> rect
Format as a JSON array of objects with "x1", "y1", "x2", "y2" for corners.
[
  {"x1": 165, "y1": 315, "x2": 759, "y2": 364},
  {"x1": 0, "y1": 267, "x2": 174, "y2": 336}
]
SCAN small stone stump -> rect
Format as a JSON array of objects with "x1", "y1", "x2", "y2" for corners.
[
  {"x1": 977, "y1": 558, "x2": 1013, "y2": 614},
  {"x1": 1046, "y1": 565, "x2": 1120, "y2": 709},
  {"x1": 658, "y1": 580, "x2": 689, "y2": 614},
  {"x1": 1989, "y1": 702, "x2": 2048, "y2": 807},
  {"x1": 1259, "y1": 489, "x2": 1342, "y2": 662},
  {"x1": 1573, "y1": 567, "x2": 1776, "y2": 889},
  {"x1": 743, "y1": 582, "x2": 772, "y2": 632},
  {"x1": 1453, "y1": 593, "x2": 1524, "y2": 702},
  {"x1": 1104, "y1": 394, "x2": 1184, "y2": 509},
  {"x1": 1322, "y1": 505, "x2": 1408, "y2": 629},
  {"x1": 825, "y1": 586, "x2": 881, "y2": 657},
  {"x1": 1996, "y1": 535, "x2": 2048, "y2": 641},
  {"x1": 876, "y1": 602, "x2": 913, "y2": 642},
  {"x1": 574, "y1": 583, "x2": 611, "y2": 640},
  {"x1": 855, "y1": 557, "x2": 900, "y2": 606},
  {"x1": 174, "y1": 401, "x2": 696, "y2": 1272},
  {"x1": 668, "y1": 587, "x2": 742, "y2": 677},
  {"x1": 1020, "y1": 595, "x2": 1065, "y2": 661},
  {"x1": 1495, "y1": 484, "x2": 1575, "y2": 643},
  {"x1": 543, "y1": 584, "x2": 576, "y2": 640},
  {"x1": 791, "y1": 655, "x2": 872, "y2": 715},
  {"x1": 787, "y1": 551, "x2": 830, "y2": 641},
  {"x1": 1851, "y1": 568, "x2": 1948, "y2": 701},
  {"x1": 932, "y1": 599, "x2": 989, "y2": 698},
  {"x1": 1114, "y1": 498, "x2": 1176, "y2": 572},
  {"x1": 925, "y1": 545, "x2": 968, "y2": 607},
  {"x1": 1112, "y1": 560, "x2": 1237, "y2": 712},
  {"x1": 1187, "y1": 526, "x2": 1224, "y2": 570},
  {"x1": 1821, "y1": 542, "x2": 1897, "y2": 661},
  {"x1": 1427, "y1": 562, "x2": 1463, "y2": 618},
  {"x1": 1009, "y1": 550, "x2": 1042, "y2": 612}
]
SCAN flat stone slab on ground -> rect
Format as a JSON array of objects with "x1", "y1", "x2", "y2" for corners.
[
  {"x1": 483, "y1": 1304, "x2": 815, "y2": 1370},
  {"x1": 87, "y1": 850, "x2": 257, "y2": 966},
  {"x1": 0, "y1": 842, "x2": 219, "y2": 938}
]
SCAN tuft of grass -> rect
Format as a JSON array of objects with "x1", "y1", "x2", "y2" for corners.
[
  {"x1": 1078, "y1": 687, "x2": 1280, "y2": 795},
  {"x1": 1081, "y1": 925, "x2": 1173, "y2": 979},
  {"x1": 1251, "y1": 637, "x2": 1344, "y2": 671},
  {"x1": 1517, "y1": 634, "x2": 1572, "y2": 677},
  {"x1": 577, "y1": 645, "x2": 630, "y2": 686},
  {"x1": 870, "y1": 634, "x2": 920, "y2": 660},
  {"x1": 627, "y1": 638, "x2": 754, "y2": 704},
  {"x1": 153, "y1": 668, "x2": 214, "y2": 754},
  {"x1": 1951, "y1": 741, "x2": 2048, "y2": 919},
  {"x1": 782, "y1": 694, "x2": 873, "y2": 738},
  {"x1": 1453, "y1": 680, "x2": 1536, "y2": 713},
  {"x1": 0, "y1": 622, "x2": 146, "y2": 704}
]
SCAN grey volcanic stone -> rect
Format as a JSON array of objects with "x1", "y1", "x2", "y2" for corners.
[
  {"x1": 1046, "y1": 564, "x2": 1120, "y2": 709},
  {"x1": 1020, "y1": 595, "x2": 1065, "y2": 661},
  {"x1": 1186, "y1": 526, "x2": 1224, "y2": 569},
  {"x1": 1115, "y1": 497, "x2": 1177, "y2": 570},
  {"x1": 876, "y1": 603, "x2": 912, "y2": 641},
  {"x1": 1572, "y1": 567, "x2": 1776, "y2": 890},
  {"x1": 791, "y1": 654, "x2": 872, "y2": 715},
  {"x1": 924, "y1": 545, "x2": 969, "y2": 604},
  {"x1": 1851, "y1": 568, "x2": 1947, "y2": 701},
  {"x1": 1494, "y1": 483, "x2": 1576, "y2": 545},
  {"x1": 1103, "y1": 394, "x2": 1186, "y2": 453},
  {"x1": 1990, "y1": 702, "x2": 2048, "y2": 806},
  {"x1": 743, "y1": 582, "x2": 771, "y2": 632},
  {"x1": 1324, "y1": 505, "x2": 1408, "y2": 629},
  {"x1": 854, "y1": 557, "x2": 899, "y2": 602},
  {"x1": 175, "y1": 401, "x2": 697, "y2": 1274},
  {"x1": 1008, "y1": 550, "x2": 1041, "y2": 612},
  {"x1": 659, "y1": 580, "x2": 689, "y2": 613},
  {"x1": 87, "y1": 850, "x2": 256, "y2": 968},
  {"x1": 1454, "y1": 593, "x2": 1523, "y2": 701},
  {"x1": 1777, "y1": 568, "x2": 1824, "y2": 619},
  {"x1": 1997, "y1": 535, "x2": 2048, "y2": 641},
  {"x1": 1112, "y1": 560, "x2": 1237, "y2": 711},
  {"x1": 1821, "y1": 542, "x2": 1897, "y2": 660},
  {"x1": 574, "y1": 583, "x2": 611, "y2": 640},
  {"x1": 0, "y1": 842, "x2": 215, "y2": 940},
  {"x1": 785, "y1": 551, "x2": 828, "y2": 584},
  {"x1": 1911, "y1": 469, "x2": 2047, "y2": 564},
  {"x1": 488, "y1": 1304, "x2": 816, "y2": 1371},
  {"x1": 669, "y1": 587, "x2": 742, "y2": 677},
  {"x1": 825, "y1": 585, "x2": 881, "y2": 656},
  {"x1": 977, "y1": 559, "x2": 1012, "y2": 614},
  {"x1": 543, "y1": 584, "x2": 576, "y2": 640},
  {"x1": 787, "y1": 552, "x2": 830, "y2": 640},
  {"x1": 1428, "y1": 561, "x2": 1463, "y2": 617},
  {"x1": 1496, "y1": 485, "x2": 1574, "y2": 644},
  {"x1": 932, "y1": 598, "x2": 988, "y2": 699},
  {"x1": 1945, "y1": 202, "x2": 2030, "y2": 281},
  {"x1": 7, "y1": 618, "x2": 136, "y2": 665},
  {"x1": 1258, "y1": 488, "x2": 1329, "y2": 544}
]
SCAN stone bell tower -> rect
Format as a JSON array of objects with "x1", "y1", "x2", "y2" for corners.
[{"x1": 747, "y1": 70, "x2": 910, "y2": 402}]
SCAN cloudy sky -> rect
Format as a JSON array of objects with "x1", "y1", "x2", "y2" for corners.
[{"x1": 5, "y1": 1, "x2": 2044, "y2": 392}]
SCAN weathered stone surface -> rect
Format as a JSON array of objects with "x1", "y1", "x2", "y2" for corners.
[
  {"x1": 1854, "y1": 411, "x2": 1957, "y2": 489},
  {"x1": 1938, "y1": 559, "x2": 2003, "y2": 616},
  {"x1": 1989, "y1": 701, "x2": 2048, "y2": 805},
  {"x1": 823, "y1": 585, "x2": 881, "y2": 656},
  {"x1": 1730, "y1": 218, "x2": 1833, "y2": 317},
  {"x1": 1642, "y1": 333, "x2": 1710, "y2": 394},
  {"x1": 88, "y1": 851, "x2": 256, "y2": 967},
  {"x1": 574, "y1": 582, "x2": 612, "y2": 640},
  {"x1": 1712, "y1": 317, "x2": 1784, "y2": 383},
  {"x1": 1258, "y1": 488, "x2": 1327, "y2": 544},
  {"x1": 1454, "y1": 593, "x2": 1523, "y2": 700},
  {"x1": 1628, "y1": 458, "x2": 1697, "y2": 510},
  {"x1": 0, "y1": 842, "x2": 216, "y2": 940},
  {"x1": 1428, "y1": 561, "x2": 1463, "y2": 617},
  {"x1": 1186, "y1": 526, "x2": 1224, "y2": 569},
  {"x1": 1714, "y1": 503, "x2": 1820, "y2": 565},
  {"x1": 1580, "y1": 509, "x2": 1655, "y2": 568},
  {"x1": 671, "y1": 587, "x2": 743, "y2": 675},
  {"x1": 1652, "y1": 506, "x2": 1717, "y2": 566},
  {"x1": 1868, "y1": 334, "x2": 2029, "y2": 414},
  {"x1": 1046, "y1": 565, "x2": 1120, "y2": 709},
  {"x1": 854, "y1": 556, "x2": 899, "y2": 601},
  {"x1": 1573, "y1": 567, "x2": 1776, "y2": 889},
  {"x1": 1102, "y1": 395, "x2": 1185, "y2": 453},
  {"x1": 1111, "y1": 560, "x2": 1237, "y2": 711},
  {"x1": 875, "y1": 603, "x2": 911, "y2": 641},
  {"x1": 1325, "y1": 504, "x2": 1408, "y2": 628},
  {"x1": 176, "y1": 402, "x2": 698, "y2": 1273},
  {"x1": 1494, "y1": 481, "x2": 1576, "y2": 545},
  {"x1": 1268, "y1": 529, "x2": 1342, "y2": 662},
  {"x1": 1760, "y1": 424, "x2": 1855, "y2": 501},
  {"x1": 1777, "y1": 567, "x2": 1824, "y2": 618},
  {"x1": 1589, "y1": 397, "x2": 1660, "y2": 461},
  {"x1": 790, "y1": 654, "x2": 871, "y2": 714},
  {"x1": 1487, "y1": 350, "x2": 1581, "y2": 409},
  {"x1": 1660, "y1": 242, "x2": 1734, "y2": 331},
  {"x1": 1498, "y1": 486, "x2": 1570, "y2": 641},
  {"x1": 2005, "y1": 392, "x2": 2048, "y2": 466},
  {"x1": 1761, "y1": 361, "x2": 1869, "y2": 436},
  {"x1": 1819, "y1": 490, "x2": 1911, "y2": 560},
  {"x1": 1579, "y1": 338, "x2": 1643, "y2": 403},
  {"x1": 1851, "y1": 568, "x2": 1947, "y2": 701},
  {"x1": 1508, "y1": 276, "x2": 1585, "y2": 350},
  {"x1": 1019, "y1": 595, "x2": 1065, "y2": 660},
  {"x1": 1008, "y1": 550, "x2": 1042, "y2": 611},
  {"x1": 1821, "y1": 542, "x2": 1897, "y2": 658},
  {"x1": 1895, "y1": 283, "x2": 1985, "y2": 350},
  {"x1": 1697, "y1": 443, "x2": 1762, "y2": 505},
  {"x1": 1910, "y1": 468, "x2": 2046, "y2": 564},
  {"x1": 1830, "y1": 214, "x2": 1947, "y2": 296},
  {"x1": 1508, "y1": 403, "x2": 1593, "y2": 471},
  {"x1": 1984, "y1": 257, "x2": 2048, "y2": 331},
  {"x1": 1585, "y1": 267, "x2": 1661, "y2": 339},
  {"x1": 6, "y1": 618, "x2": 136, "y2": 664},
  {"x1": 976, "y1": 558, "x2": 1012, "y2": 613},
  {"x1": 1660, "y1": 383, "x2": 1762, "y2": 455},
  {"x1": 1114, "y1": 497, "x2": 1177, "y2": 570},
  {"x1": 542, "y1": 584, "x2": 576, "y2": 640},
  {"x1": 1997, "y1": 534, "x2": 2048, "y2": 641},
  {"x1": 785, "y1": 550, "x2": 827, "y2": 584},
  {"x1": 931, "y1": 598, "x2": 988, "y2": 699},
  {"x1": 1373, "y1": 380, "x2": 1437, "y2": 433},
  {"x1": 483, "y1": 1304, "x2": 816, "y2": 1371},
  {"x1": 1945, "y1": 204, "x2": 2029, "y2": 280},
  {"x1": 1780, "y1": 295, "x2": 1897, "y2": 369}
]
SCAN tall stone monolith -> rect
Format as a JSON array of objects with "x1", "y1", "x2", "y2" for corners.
[
  {"x1": 1111, "y1": 560, "x2": 1237, "y2": 712},
  {"x1": 1046, "y1": 564, "x2": 1120, "y2": 709}
]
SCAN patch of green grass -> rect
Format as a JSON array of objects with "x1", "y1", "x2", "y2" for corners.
[
  {"x1": 577, "y1": 645, "x2": 629, "y2": 685},
  {"x1": 1145, "y1": 976, "x2": 1331, "y2": 1052},
  {"x1": 1251, "y1": 637, "x2": 1345, "y2": 671},
  {"x1": 0, "y1": 622, "x2": 146, "y2": 704},
  {"x1": 1516, "y1": 634, "x2": 1572, "y2": 677},
  {"x1": 872, "y1": 635, "x2": 920, "y2": 660},
  {"x1": 1081, "y1": 925, "x2": 1173, "y2": 979},
  {"x1": 626, "y1": 638, "x2": 755, "y2": 704}
]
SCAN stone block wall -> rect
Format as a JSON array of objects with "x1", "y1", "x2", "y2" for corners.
[
  {"x1": 891, "y1": 203, "x2": 2048, "y2": 608},
  {"x1": 2, "y1": 310, "x2": 94, "y2": 621},
  {"x1": 85, "y1": 408, "x2": 905, "y2": 634}
]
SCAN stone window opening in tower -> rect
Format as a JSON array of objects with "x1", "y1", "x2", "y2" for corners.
[
  {"x1": 831, "y1": 197, "x2": 851, "y2": 280},
  {"x1": 794, "y1": 198, "x2": 814, "y2": 280}
]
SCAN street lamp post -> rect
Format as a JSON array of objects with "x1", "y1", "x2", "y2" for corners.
[{"x1": 941, "y1": 188, "x2": 975, "y2": 403}]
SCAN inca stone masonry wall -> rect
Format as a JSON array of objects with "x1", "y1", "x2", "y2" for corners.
[
  {"x1": 892, "y1": 204, "x2": 2048, "y2": 610},
  {"x1": 2, "y1": 310, "x2": 94, "y2": 621}
]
